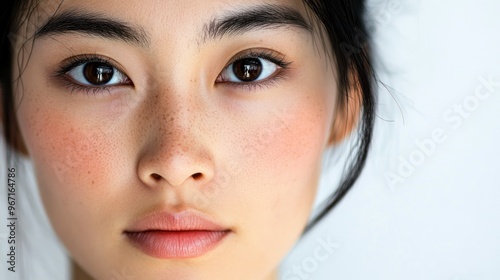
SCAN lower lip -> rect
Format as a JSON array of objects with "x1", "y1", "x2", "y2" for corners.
[{"x1": 124, "y1": 230, "x2": 230, "y2": 259}]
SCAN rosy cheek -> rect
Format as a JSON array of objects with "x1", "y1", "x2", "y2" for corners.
[
  {"x1": 260, "y1": 102, "x2": 328, "y2": 173},
  {"x1": 20, "y1": 107, "x2": 111, "y2": 190},
  {"x1": 230, "y1": 94, "x2": 330, "y2": 208}
]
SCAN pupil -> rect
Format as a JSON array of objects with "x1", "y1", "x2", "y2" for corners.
[
  {"x1": 233, "y1": 58, "x2": 262, "y2": 82},
  {"x1": 84, "y1": 62, "x2": 114, "y2": 85}
]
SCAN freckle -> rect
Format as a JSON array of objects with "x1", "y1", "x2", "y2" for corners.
[
  {"x1": 91, "y1": 180, "x2": 95, "y2": 185},
  {"x1": 87, "y1": 171, "x2": 90, "y2": 174}
]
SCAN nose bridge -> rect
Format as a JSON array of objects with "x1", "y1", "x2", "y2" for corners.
[
  {"x1": 148, "y1": 51, "x2": 201, "y2": 144},
  {"x1": 137, "y1": 78, "x2": 214, "y2": 189},
  {"x1": 149, "y1": 55, "x2": 203, "y2": 132},
  {"x1": 155, "y1": 102, "x2": 199, "y2": 162}
]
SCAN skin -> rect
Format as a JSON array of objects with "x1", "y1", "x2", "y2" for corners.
[{"x1": 11, "y1": 0, "x2": 359, "y2": 279}]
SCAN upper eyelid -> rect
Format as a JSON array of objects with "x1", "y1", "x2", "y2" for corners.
[
  {"x1": 55, "y1": 54, "x2": 129, "y2": 78},
  {"x1": 56, "y1": 48, "x2": 288, "y2": 71},
  {"x1": 223, "y1": 49, "x2": 290, "y2": 68}
]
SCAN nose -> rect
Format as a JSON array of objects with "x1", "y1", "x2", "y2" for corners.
[{"x1": 136, "y1": 95, "x2": 214, "y2": 189}]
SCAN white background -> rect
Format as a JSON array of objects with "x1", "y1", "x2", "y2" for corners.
[{"x1": 281, "y1": 0, "x2": 500, "y2": 279}]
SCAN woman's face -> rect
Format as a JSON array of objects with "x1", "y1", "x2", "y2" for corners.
[{"x1": 13, "y1": 0, "x2": 340, "y2": 279}]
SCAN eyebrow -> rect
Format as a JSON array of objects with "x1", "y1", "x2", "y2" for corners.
[
  {"x1": 34, "y1": 4, "x2": 311, "y2": 47},
  {"x1": 34, "y1": 10, "x2": 150, "y2": 47},
  {"x1": 203, "y1": 4, "x2": 312, "y2": 42}
]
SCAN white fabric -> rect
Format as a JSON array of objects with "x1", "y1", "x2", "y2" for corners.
[{"x1": 0, "y1": 140, "x2": 70, "y2": 280}]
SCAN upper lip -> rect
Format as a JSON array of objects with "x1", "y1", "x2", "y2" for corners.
[{"x1": 124, "y1": 210, "x2": 229, "y2": 232}]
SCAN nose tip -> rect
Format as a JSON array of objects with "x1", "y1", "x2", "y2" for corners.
[
  {"x1": 137, "y1": 136, "x2": 215, "y2": 189},
  {"x1": 146, "y1": 159, "x2": 211, "y2": 187}
]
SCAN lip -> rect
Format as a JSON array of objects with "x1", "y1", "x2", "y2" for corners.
[{"x1": 123, "y1": 210, "x2": 231, "y2": 259}]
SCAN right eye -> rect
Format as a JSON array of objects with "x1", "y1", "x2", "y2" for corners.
[
  {"x1": 66, "y1": 61, "x2": 130, "y2": 86},
  {"x1": 218, "y1": 57, "x2": 280, "y2": 83}
]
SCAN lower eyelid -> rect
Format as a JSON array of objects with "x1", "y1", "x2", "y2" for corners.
[
  {"x1": 219, "y1": 68, "x2": 290, "y2": 92},
  {"x1": 51, "y1": 71, "x2": 132, "y2": 97}
]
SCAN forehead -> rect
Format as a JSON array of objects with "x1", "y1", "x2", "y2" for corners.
[{"x1": 19, "y1": 0, "x2": 312, "y2": 40}]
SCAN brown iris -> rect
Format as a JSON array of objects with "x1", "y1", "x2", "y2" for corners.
[
  {"x1": 83, "y1": 62, "x2": 114, "y2": 85},
  {"x1": 232, "y1": 58, "x2": 263, "y2": 82}
]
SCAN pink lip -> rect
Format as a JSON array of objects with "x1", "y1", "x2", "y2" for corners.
[{"x1": 124, "y1": 211, "x2": 231, "y2": 259}]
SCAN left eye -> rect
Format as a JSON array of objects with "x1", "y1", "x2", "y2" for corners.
[
  {"x1": 218, "y1": 57, "x2": 279, "y2": 83},
  {"x1": 66, "y1": 62, "x2": 130, "y2": 86}
]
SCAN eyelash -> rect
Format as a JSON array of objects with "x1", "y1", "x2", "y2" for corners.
[
  {"x1": 53, "y1": 54, "x2": 130, "y2": 95},
  {"x1": 53, "y1": 50, "x2": 292, "y2": 95},
  {"x1": 219, "y1": 49, "x2": 292, "y2": 91}
]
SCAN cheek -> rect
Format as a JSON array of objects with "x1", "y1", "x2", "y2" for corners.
[
  {"x1": 15, "y1": 96, "x2": 120, "y2": 216},
  {"x1": 225, "y1": 87, "x2": 335, "y2": 264},
  {"x1": 23, "y1": 112, "x2": 104, "y2": 184},
  {"x1": 261, "y1": 112, "x2": 323, "y2": 229},
  {"x1": 262, "y1": 99, "x2": 330, "y2": 213},
  {"x1": 16, "y1": 97, "x2": 135, "y2": 264}
]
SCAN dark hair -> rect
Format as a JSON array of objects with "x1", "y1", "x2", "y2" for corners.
[
  {"x1": 1, "y1": 0, "x2": 24, "y2": 161},
  {"x1": 300, "y1": 0, "x2": 375, "y2": 233},
  {"x1": 0, "y1": 0, "x2": 375, "y2": 233}
]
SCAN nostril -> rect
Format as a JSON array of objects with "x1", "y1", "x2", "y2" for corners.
[
  {"x1": 151, "y1": 173, "x2": 162, "y2": 181},
  {"x1": 192, "y1": 173, "x2": 202, "y2": 180}
]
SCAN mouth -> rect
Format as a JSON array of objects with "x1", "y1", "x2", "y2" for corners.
[{"x1": 123, "y1": 210, "x2": 231, "y2": 259}]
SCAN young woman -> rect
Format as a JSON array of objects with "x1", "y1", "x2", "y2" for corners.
[{"x1": 0, "y1": 0, "x2": 375, "y2": 279}]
